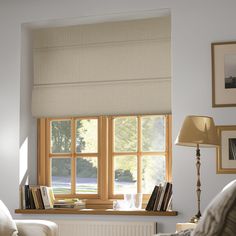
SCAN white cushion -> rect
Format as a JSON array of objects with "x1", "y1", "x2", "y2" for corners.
[{"x1": 0, "y1": 200, "x2": 18, "y2": 236}]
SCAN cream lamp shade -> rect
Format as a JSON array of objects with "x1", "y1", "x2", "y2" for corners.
[{"x1": 175, "y1": 115, "x2": 219, "y2": 147}]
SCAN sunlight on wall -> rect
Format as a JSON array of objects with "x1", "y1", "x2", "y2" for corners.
[{"x1": 19, "y1": 137, "x2": 29, "y2": 184}]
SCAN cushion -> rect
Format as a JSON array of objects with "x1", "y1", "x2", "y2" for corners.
[
  {"x1": 219, "y1": 198, "x2": 236, "y2": 236},
  {"x1": 192, "y1": 180, "x2": 236, "y2": 236},
  {"x1": 0, "y1": 200, "x2": 18, "y2": 236}
]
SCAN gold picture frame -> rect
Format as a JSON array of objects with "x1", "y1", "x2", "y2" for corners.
[
  {"x1": 212, "y1": 41, "x2": 236, "y2": 107},
  {"x1": 216, "y1": 125, "x2": 236, "y2": 174}
]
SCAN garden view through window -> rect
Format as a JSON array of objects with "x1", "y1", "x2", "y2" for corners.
[{"x1": 43, "y1": 115, "x2": 171, "y2": 200}]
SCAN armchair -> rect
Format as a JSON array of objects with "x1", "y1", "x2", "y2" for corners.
[{"x1": 0, "y1": 200, "x2": 58, "y2": 236}]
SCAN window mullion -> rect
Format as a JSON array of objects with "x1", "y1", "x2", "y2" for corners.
[
  {"x1": 38, "y1": 118, "x2": 47, "y2": 186},
  {"x1": 71, "y1": 118, "x2": 76, "y2": 195},
  {"x1": 99, "y1": 116, "x2": 108, "y2": 200},
  {"x1": 166, "y1": 115, "x2": 172, "y2": 182},
  {"x1": 46, "y1": 118, "x2": 51, "y2": 187},
  {"x1": 141, "y1": 152, "x2": 166, "y2": 156},
  {"x1": 112, "y1": 152, "x2": 137, "y2": 156},
  {"x1": 108, "y1": 116, "x2": 114, "y2": 199},
  {"x1": 137, "y1": 115, "x2": 142, "y2": 193}
]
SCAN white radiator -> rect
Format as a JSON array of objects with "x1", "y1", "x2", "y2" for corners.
[{"x1": 53, "y1": 220, "x2": 157, "y2": 236}]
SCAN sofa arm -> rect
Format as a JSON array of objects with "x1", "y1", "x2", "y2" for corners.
[{"x1": 14, "y1": 220, "x2": 58, "y2": 236}]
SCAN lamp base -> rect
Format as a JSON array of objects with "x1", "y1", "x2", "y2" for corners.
[{"x1": 189, "y1": 212, "x2": 201, "y2": 223}]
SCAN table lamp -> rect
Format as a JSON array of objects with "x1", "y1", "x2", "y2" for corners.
[{"x1": 175, "y1": 115, "x2": 219, "y2": 223}]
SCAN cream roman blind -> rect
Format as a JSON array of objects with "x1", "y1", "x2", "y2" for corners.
[{"x1": 32, "y1": 16, "x2": 171, "y2": 117}]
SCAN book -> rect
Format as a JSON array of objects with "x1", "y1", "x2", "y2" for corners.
[
  {"x1": 74, "y1": 200, "x2": 86, "y2": 209},
  {"x1": 40, "y1": 186, "x2": 54, "y2": 209},
  {"x1": 24, "y1": 185, "x2": 31, "y2": 209},
  {"x1": 156, "y1": 182, "x2": 169, "y2": 211},
  {"x1": 153, "y1": 184, "x2": 163, "y2": 211},
  {"x1": 29, "y1": 188, "x2": 36, "y2": 209},
  {"x1": 53, "y1": 203, "x2": 75, "y2": 208},
  {"x1": 166, "y1": 194, "x2": 173, "y2": 211},
  {"x1": 162, "y1": 183, "x2": 172, "y2": 211},
  {"x1": 20, "y1": 186, "x2": 26, "y2": 209},
  {"x1": 53, "y1": 198, "x2": 79, "y2": 204},
  {"x1": 30, "y1": 186, "x2": 40, "y2": 209},
  {"x1": 36, "y1": 187, "x2": 44, "y2": 209},
  {"x1": 53, "y1": 199, "x2": 86, "y2": 209},
  {"x1": 145, "y1": 185, "x2": 159, "y2": 211}
]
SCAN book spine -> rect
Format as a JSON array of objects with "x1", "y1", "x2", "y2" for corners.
[
  {"x1": 36, "y1": 187, "x2": 45, "y2": 209},
  {"x1": 40, "y1": 186, "x2": 55, "y2": 209},
  {"x1": 47, "y1": 187, "x2": 55, "y2": 208},
  {"x1": 29, "y1": 188, "x2": 36, "y2": 209},
  {"x1": 157, "y1": 182, "x2": 169, "y2": 211},
  {"x1": 31, "y1": 187, "x2": 40, "y2": 209},
  {"x1": 40, "y1": 186, "x2": 51, "y2": 209},
  {"x1": 163, "y1": 183, "x2": 172, "y2": 211},
  {"x1": 153, "y1": 184, "x2": 163, "y2": 211},
  {"x1": 24, "y1": 185, "x2": 31, "y2": 209},
  {"x1": 20, "y1": 186, "x2": 26, "y2": 209},
  {"x1": 145, "y1": 186, "x2": 158, "y2": 211}
]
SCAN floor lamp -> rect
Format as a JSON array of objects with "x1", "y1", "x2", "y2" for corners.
[{"x1": 175, "y1": 115, "x2": 219, "y2": 223}]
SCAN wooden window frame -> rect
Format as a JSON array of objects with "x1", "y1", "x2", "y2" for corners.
[
  {"x1": 108, "y1": 115, "x2": 172, "y2": 202},
  {"x1": 38, "y1": 114, "x2": 172, "y2": 208}
]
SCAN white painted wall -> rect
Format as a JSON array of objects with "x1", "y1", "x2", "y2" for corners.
[
  {"x1": 20, "y1": 27, "x2": 37, "y2": 187},
  {"x1": 0, "y1": 0, "x2": 236, "y2": 233}
]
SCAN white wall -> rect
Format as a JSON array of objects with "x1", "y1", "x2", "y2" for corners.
[
  {"x1": 20, "y1": 27, "x2": 37, "y2": 187},
  {"x1": 172, "y1": 0, "x2": 236, "y2": 227},
  {"x1": 0, "y1": 0, "x2": 236, "y2": 233}
]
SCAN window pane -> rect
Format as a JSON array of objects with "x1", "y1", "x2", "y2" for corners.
[
  {"x1": 142, "y1": 155, "x2": 166, "y2": 193},
  {"x1": 114, "y1": 155, "x2": 137, "y2": 194},
  {"x1": 51, "y1": 158, "x2": 71, "y2": 194},
  {"x1": 51, "y1": 120, "x2": 71, "y2": 153},
  {"x1": 76, "y1": 119, "x2": 98, "y2": 153},
  {"x1": 114, "y1": 117, "x2": 137, "y2": 152},
  {"x1": 76, "y1": 157, "x2": 98, "y2": 194},
  {"x1": 141, "y1": 116, "x2": 165, "y2": 152}
]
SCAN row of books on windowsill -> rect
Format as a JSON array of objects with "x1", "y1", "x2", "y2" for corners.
[
  {"x1": 145, "y1": 182, "x2": 172, "y2": 211},
  {"x1": 20, "y1": 185, "x2": 86, "y2": 210}
]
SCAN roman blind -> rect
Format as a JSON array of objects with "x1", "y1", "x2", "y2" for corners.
[{"x1": 32, "y1": 16, "x2": 171, "y2": 117}]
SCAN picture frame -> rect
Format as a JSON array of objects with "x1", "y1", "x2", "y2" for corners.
[
  {"x1": 216, "y1": 125, "x2": 236, "y2": 174},
  {"x1": 212, "y1": 41, "x2": 236, "y2": 107}
]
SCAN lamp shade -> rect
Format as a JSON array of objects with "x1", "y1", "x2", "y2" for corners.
[{"x1": 175, "y1": 115, "x2": 219, "y2": 147}]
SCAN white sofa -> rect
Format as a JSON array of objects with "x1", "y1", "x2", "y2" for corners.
[{"x1": 0, "y1": 200, "x2": 58, "y2": 236}]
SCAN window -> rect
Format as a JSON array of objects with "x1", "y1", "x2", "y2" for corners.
[
  {"x1": 38, "y1": 115, "x2": 171, "y2": 207},
  {"x1": 50, "y1": 118, "x2": 99, "y2": 196}
]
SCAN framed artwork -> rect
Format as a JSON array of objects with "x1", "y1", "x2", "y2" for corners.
[
  {"x1": 216, "y1": 125, "x2": 236, "y2": 174},
  {"x1": 212, "y1": 42, "x2": 236, "y2": 107}
]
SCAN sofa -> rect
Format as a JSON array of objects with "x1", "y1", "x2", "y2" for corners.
[
  {"x1": 0, "y1": 200, "x2": 58, "y2": 236},
  {"x1": 157, "y1": 179, "x2": 236, "y2": 236}
]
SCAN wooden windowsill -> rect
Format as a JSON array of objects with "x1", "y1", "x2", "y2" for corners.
[{"x1": 15, "y1": 209, "x2": 178, "y2": 216}]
